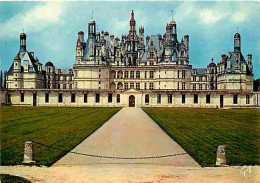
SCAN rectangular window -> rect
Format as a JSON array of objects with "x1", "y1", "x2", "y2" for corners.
[
  {"x1": 58, "y1": 93, "x2": 63, "y2": 103},
  {"x1": 177, "y1": 70, "x2": 180, "y2": 78},
  {"x1": 149, "y1": 83, "x2": 154, "y2": 90},
  {"x1": 136, "y1": 83, "x2": 140, "y2": 90},
  {"x1": 124, "y1": 83, "x2": 128, "y2": 89},
  {"x1": 194, "y1": 94, "x2": 198, "y2": 104},
  {"x1": 45, "y1": 93, "x2": 49, "y2": 103},
  {"x1": 63, "y1": 76, "x2": 66, "y2": 81},
  {"x1": 136, "y1": 71, "x2": 140, "y2": 79},
  {"x1": 150, "y1": 71, "x2": 154, "y2": 79},
  {"x1": 117, "y1": 94, "x2": 120, "y2": 103},
  {"x1": 130, "y1": 83, "x2": 134, "y2": 89},
  {"x1": 246, "y1": 95, "x2": 250, "y2": 104},
  {"x1": 233, "y1": 95, "x2": 238, "y2": 104},
  {"x1": 177, "y1": 82, "x2": 180, "y2": 90},
  {"x1": 58, "y1": 84, "x2": 60, "y2": 89},
  {"x1": 145, "y1": 71, "x2": 147, "y2": 79},
  {"x1": 20, "y1": 93, "x2": 24, "y2": 102},
  {"x1": 193, "y1": 84, "x2": 196, "y2": 90},
  {"x1": 206, "y1": 94, "x2": 210, "y2": 104},
  {"x1": 193, "y1": 76, "x2": 196, "y2": 81},
  {"x1": 182, "y1": 94, "x2": 186, "y2": 104},
  {"x1": 71, "y1": 93, "x2": 75, "y2": 103},
  {"x1": 63, "y1": 84, "x2": 66, "y2": 89},
  {"x1": 182, "y1": 70, "x2": 185, "y2": 79},
  {"x1": 124, "y1": 71, "x2": 128, "y2": 78},
  {"x1": 108, "y1": 93, "x2": 113, "y2": 103},
  {"x1": 157, "y1": 94, "x2": 161, "y2": 104},
  {"x1": 84, "y1": 94, "x2": 88, "y2": 103},
  {"x1": 130, "y1": 71, "x2": 134, "y2": 78},
  {"x1": 199, "y1": 84, "x2": 202, "y2": 90},
  {"x1": 182, "y1": 83, "x2": 186, "y2": 90},
  {"x1": 69, "y1": 84, "x2": 72, "y2": 89},
  {"x1": 96, "y1": 93, "x2": 100, "y2": 103},
  {"x1": 168, "y1": 94, "x2": 172, "y2": 104},
  {"x1": 144, "y1": 83, "x2": 147, "y2": 90},
  {"x1": 199, "y1": 76, "x2": 202, "y2": 81}
]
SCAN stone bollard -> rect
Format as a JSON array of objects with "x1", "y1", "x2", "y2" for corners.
[
  {"x1": 216, "y1": 145, "x2": 226, "y2": 166},
  {"x1": 23, "y1": 141, "x2": 36, "y2": 164}
]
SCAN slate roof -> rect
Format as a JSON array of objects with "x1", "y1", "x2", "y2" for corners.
[
  {"x1": 150, "y1": 35, "x2": 160, "y2": 56},
  {"x1": 45, "y1": 61, "x2": 54, "y2": 67},
  {"x1": 7, "y1": 63, "x2": 14, "y2": 75},
  {"x1": 140, "y1": 52, "x2": 147, "y2": 63},
  {"x1": 208, "y1": 62, "x2": 216, "y2": 67},
  {"x1": 7, "y1": 51, "x2": 39, "y2": 75},
  {"x1": 83, "y1": 37, "x2": 97, "y2": 60},
  {"x1": 194, "y1": 68, "x2": 206, "y2": 75},
  {"x1": 56, "y1": 68, "x2": 73, "y2": 74},
  {"x1": 228, "y1": 52, "x2": 246, "y2": 72}
]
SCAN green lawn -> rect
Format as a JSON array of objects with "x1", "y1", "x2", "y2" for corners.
[
  {"x1": 0, "y1": 107, "x2": 121, "y2": 166},
  {"x1": 143, "y1": 108, "x2": 260, "y2": 167}
]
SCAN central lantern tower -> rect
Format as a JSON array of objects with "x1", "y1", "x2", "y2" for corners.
[{"x1": 125, "y1": 10, "x2": 139, "y2": 66}]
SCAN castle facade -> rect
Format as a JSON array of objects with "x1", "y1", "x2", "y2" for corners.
[{"x1": 2, "y1": 11, "x2": 258, "y2": 108}]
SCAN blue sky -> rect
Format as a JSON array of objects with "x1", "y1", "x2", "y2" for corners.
[{"x1": 0, "y1": 1, "x2": 259, "y2": 78}]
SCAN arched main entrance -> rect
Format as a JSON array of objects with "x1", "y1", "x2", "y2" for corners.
[{"x1": 129, "y1": 95, "x2": 135, "y2": 107}]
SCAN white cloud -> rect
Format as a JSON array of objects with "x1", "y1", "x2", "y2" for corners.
[
  {"x1": 173, "y1": 1, "x2": 256, "y2": 27},
  {"x1": 199, "y1": 9, "x2": 224, "y2": 24},
  {"x1": 108, "y1": 19, "x2": 128, "y2": 37},
  {"x1": 0, "y1": 2, "x2": 65, "y2": 39},
  {"x1": 231, "y1": 12, "x2": 247, "y2": 22}
]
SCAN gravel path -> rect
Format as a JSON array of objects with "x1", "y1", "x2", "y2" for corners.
[
  {"x1": 0, "y1": 165, "x2": 259, "y2": 183},
  {"x1": 54, "y1": 108, "x2": 199, "y2": 166}
]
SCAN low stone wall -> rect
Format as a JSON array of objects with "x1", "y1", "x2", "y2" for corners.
[{"x1": 3, "y1": 90, "x2": 256, "y2": 108}]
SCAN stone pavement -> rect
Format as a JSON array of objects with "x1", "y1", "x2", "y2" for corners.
[
  {"x1": 0, "y1": 165, "x2": 259, "y2": 183},
  {"x1": 54, "y1": 107, "x2": 199, "y2": 166}
]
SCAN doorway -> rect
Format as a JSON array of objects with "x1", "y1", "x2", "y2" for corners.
[
  {"x1": 33, "y1": 93, "x2": 37, "y2": 107},
  {"x1": 129, "y1": 95, "x2": 135, "y2": 107},
  {"x1": 220, "y1": 95, "x2": 224, "y2": 108}
]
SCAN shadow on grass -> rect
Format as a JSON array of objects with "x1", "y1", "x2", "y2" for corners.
[{"x1": 0, "y1": 174, "x2": 31, "y2": 183}]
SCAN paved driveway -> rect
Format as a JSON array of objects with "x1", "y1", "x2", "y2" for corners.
[{"x1": 54, "y1": 108, "x2": 199, "y2": 166}]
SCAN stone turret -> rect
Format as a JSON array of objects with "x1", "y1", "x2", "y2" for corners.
[
  {"x1": 20, "y1": 33, "x2": 26, "y2": 52},
  {"x1": 234, "y1": 32, "x2": 241, "y2": 52}
]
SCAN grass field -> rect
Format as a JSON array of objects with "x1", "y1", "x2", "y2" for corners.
[
  {"x1": 0, "y1": 107, "x2": 121, "y2": 166},
  {"x1": 143, "y1": 108, "x2": 260, "y2": 167}
]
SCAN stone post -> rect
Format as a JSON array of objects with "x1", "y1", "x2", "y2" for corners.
[
  {"x1": 23, "y1": 141, "x2": 35, "y2": 164},
  {"x1": 216, "y1": 145, "x2": 226, "y2": 166}
]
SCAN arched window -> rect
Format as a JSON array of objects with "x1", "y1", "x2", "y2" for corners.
[{"x1": 145, "y1": 94, "x2": 149, "y2": 103}]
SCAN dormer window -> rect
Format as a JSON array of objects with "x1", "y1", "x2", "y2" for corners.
[{"x1": 150, "y1": 52, "x2": 154, "y2": 58}]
